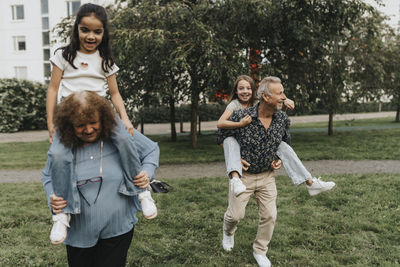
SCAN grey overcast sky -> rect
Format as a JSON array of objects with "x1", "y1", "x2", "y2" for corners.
[{"x1": 364, "y1": 0, "x2": 400, "y2": 28}]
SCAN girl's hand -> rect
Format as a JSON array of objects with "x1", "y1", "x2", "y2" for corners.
[
  {"x1": 240, "y1": 115, "x2": 252, "y2": 127},
  {"x1": 241, "y1": 158, "x2": 251, "y2": 171},
  {"x1": 283, "y1": 99, "x2": 295, "y2": 110},
  {"x1": 122, "y1": 118, "x2": 135, "y2": 136},
  {"x1": 134, "y1": 170, "x2": 150, "y2": 188},
  {"x1": 271, "y1": 159, "x2": 282, "y2": 170},
  {"x1": 50, "y1": 194, "x2": 67, "y2": 214}
]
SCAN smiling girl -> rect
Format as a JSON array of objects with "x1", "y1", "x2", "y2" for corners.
[{"x1": 45, "y1": 3, "x2": 157, "y2": 245}]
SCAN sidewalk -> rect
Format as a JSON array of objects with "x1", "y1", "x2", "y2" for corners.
[{"x1": 0, "y1": 111, "x2": 396, "y2": 143}]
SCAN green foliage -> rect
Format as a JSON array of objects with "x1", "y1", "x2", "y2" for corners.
[
  {"x1": 1, "y1": 174, "x2": 399, "y2": 266},
  {"x1": 0, "y1": 79, "x2": 47, "y2": 133},
  {"x1": 134, "y1": 103, "x2": 227, "y2": 123}
]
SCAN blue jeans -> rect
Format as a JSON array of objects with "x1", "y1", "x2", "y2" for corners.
[
  {"x1": 223, "y1": 137, "x2": 311, "y2": 186},
  {"x1": 49, "y1": 119, "x2": 143, "y2": 214}
]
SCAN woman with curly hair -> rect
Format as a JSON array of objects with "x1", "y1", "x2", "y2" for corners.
[{"x1": 42, "y1": 91, "x2": 159, "y2": 266}]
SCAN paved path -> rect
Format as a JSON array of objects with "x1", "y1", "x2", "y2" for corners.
[
  {"x1": 0, "y1": 111, "x2": 396, "y2": 143},
  {"x1": 1, "y1": 160, "x2": 399, "y2": 183}
]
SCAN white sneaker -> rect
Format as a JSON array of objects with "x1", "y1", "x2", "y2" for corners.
[
  {"x1": 50, "y1": 213, "x2": 71, "y2": 245},
  {"x1": 253, "y1": 252, "x2": 271, "y2": 267},
  {"x1": 138, "y1": 190, "x2": 157, "y2": 219},
  {"x1": 222, "y1": 231, "x2": 234, "y2": 251},
  {"x1": 230, "y1": 177, "x2": 246, "y2": 197},
  {"x1": 306, "y1": 177, "x2": 336, "y2": 196}
]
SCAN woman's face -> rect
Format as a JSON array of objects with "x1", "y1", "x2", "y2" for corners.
[
  {"x1": 73, "y1": 112, "x2": 102, "y2": 144},
  {"x1": 236, "y1": 80, "x2": 252, "y2": 103}
]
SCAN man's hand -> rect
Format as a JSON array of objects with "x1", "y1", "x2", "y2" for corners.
[
  {"x1": 122, "y1": 118, "x2": 135, "y2": 136},
  {"x1": 241, "y1": 159, "x2": 251, "y2": 171},
  {"x1": 240, "y1": 115, "x2": 252, "y2": 127},
  {"x1": 283, "y1": 99, "x2": 295, "y2": 110},
  {"x1": 134, "y1": 170, "x2": 150, "y2": 188},
  {"x1": 271, "y1": 159, "x2": 282, "y2": 170},
  {"x1": 50, "y1": 194, "x2": 67, "y2": 214}
]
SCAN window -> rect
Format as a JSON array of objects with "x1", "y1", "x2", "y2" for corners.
[
  {"x1": 15, "y1": 66, "x2": 28, "y2": 80},
  {"x1": 11, "y1": 5, "x2": 24, "y2": 20},
  {"x1": 41, "y1": 0, "x2": 48, "y2": 14},
  {"x1": 67, "y1": 1, "x2": 81, "y2": 16},
  {"x1": 43, "y1": 49, "x2": 50, "y2": 61},
  {"x1": 13, "y1": 36, "x2": 26, "y2": 51},
  {"x1": 42, "y1": 31, "x2": 50, "y2": 46},
  {"x1": 42, "y1": 17, "x2": 49, "y2": 30},
  {"x1": 44, "y1": 63, "x2": 51, "y2": 78}
]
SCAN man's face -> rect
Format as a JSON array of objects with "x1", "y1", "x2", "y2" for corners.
[
  {"x1": 73, "y1": 112, "x2": 102, "y2": 144},
  {"x1": 264, "y1": 82, "x2": 286, "y2": 110}
]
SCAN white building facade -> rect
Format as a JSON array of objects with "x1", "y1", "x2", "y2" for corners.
[{"x1": 0, "y1": 0, "x2": 114, "y2": 84}]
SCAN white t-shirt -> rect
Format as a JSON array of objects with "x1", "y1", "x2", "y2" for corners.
[
  {"x1": 50, "y1": 49, "x2": 119, "y2": 103},
  {"x1": 226, "y1": 99, "x2": 245, "y2": 112}
]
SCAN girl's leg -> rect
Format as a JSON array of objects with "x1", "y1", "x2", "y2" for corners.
[
  {"x1": 223, "y1": 137, "x2": 246, "y2": 196},
  {"x1": 111, "y1": 119, "x2": 157, "y2": 219},
  {"x1": 48, "y1": 131, "x2": 80, "y2": 214},
  {"x1": 276, "y1": 141, "x2": 312, "y2": 186},
  {"x1": 110, "y1": 119, "x2": 144, "y2": 196},
  {"x1": 223, "y1": 137, "x2": 242, "y2": 178}
]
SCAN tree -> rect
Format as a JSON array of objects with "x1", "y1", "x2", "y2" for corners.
[
  {"x1": 263, "y1": 0, "x2": 384, "y2": 135},
  {"x1": 382, "y1": 33, "x2": 400, "y2": 122}
]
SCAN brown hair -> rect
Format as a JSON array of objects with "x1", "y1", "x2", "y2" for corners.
[
  {"x1": 228, "y1": 75, "x2": 257, "y2": 107},
  {"x1": 54, "y1": 91, "x2": 117, "y2": 147}
]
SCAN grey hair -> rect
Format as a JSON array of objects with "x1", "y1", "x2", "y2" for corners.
[{"x1": 257, "y1": 76, "x2": 282, "y2": 99}]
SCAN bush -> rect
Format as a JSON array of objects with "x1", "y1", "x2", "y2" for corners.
[{"x1": 0, "y1": 79, "x2": 47, "y2": 133}]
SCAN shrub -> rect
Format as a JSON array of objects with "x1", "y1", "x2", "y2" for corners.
[{"x1": 0, "y1": 79, "x2": 47, "y2": 133}]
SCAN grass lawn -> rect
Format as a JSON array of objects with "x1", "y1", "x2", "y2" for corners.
[
  {"x1": 1, "y1": 126, "x2": 400, "y2": 169},
  {"x1": 0, "y1": 174, "x2": 399, "y2": 266}
]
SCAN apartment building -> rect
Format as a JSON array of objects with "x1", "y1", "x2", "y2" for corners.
[{"x1": 0, "y1": 0, "x2": 114, "y2": 84}]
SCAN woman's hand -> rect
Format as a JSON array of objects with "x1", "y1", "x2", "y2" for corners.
[
  {"x1": 50, "y1": 194, "x2": 67, "y2": 214},
  {"x1": 271, "y1": 159, "x2": 282, "y2": 170},
  {"x1": 134, "y1": 170, "x2": 150, "y2": 188},
  {"x1": 239, "y1": 115, "x2": 252, "y2": 127},
  {"x1": 121, "y1": 118, "x2": 135, "y2": 136}
]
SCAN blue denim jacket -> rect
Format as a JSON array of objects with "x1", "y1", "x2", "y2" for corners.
[{"x1": 42, "y1": 121, "x2": 159, "y2": 214}]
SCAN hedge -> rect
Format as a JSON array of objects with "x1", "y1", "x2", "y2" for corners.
[{"x1": 0, "y1": 79, "x2": 47, "y2": 133}]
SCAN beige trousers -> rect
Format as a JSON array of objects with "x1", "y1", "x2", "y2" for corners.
[{"x1": 223, "y1": 171, "x2": 277, "y2": 255}]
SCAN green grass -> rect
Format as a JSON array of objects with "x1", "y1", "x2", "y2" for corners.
[
  {"x1": 290, "y1": 116, "x2": 398, "y2": 129},
  {"x1": 1, "y1": 174, "x2": 399, "y2": 266},
  {"x1": 1, "y1": 118, "x2": 400, "y2": 169}
]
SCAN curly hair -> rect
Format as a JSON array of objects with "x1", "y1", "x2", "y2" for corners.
[
  {"x1": 229, "y1": 75, "x2": 257, "y2": 106},
  {"x1": 54, "y1": 91, "x2": 117, "y2": 147}
]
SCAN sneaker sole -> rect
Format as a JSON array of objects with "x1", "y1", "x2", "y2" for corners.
[
  {"x1": 308, "y1": 184, "x2": 336, "y2": 196},
  {"x1": 144, "y1": 211, "x2": 157, "y2": 220},
  {"x1": 50, "y1": 234, "x2": 67, "y2": 245}
]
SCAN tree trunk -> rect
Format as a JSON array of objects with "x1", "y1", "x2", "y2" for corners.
[
  {"x1": 328, "y1": 112, "x2": 334, "y2": 136},
  {"x1": 396, "y1": 95, "x2": 400, "y2": 122},
  {"x1": 190, "y1": 92, "x2": 199, "y2": 149},
  {"x1": 169, "y1": 94, "x2": 177, "y2": 141},
  {"x1": 140, "y1": 117, "x2": 144, "y2": 134}
]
